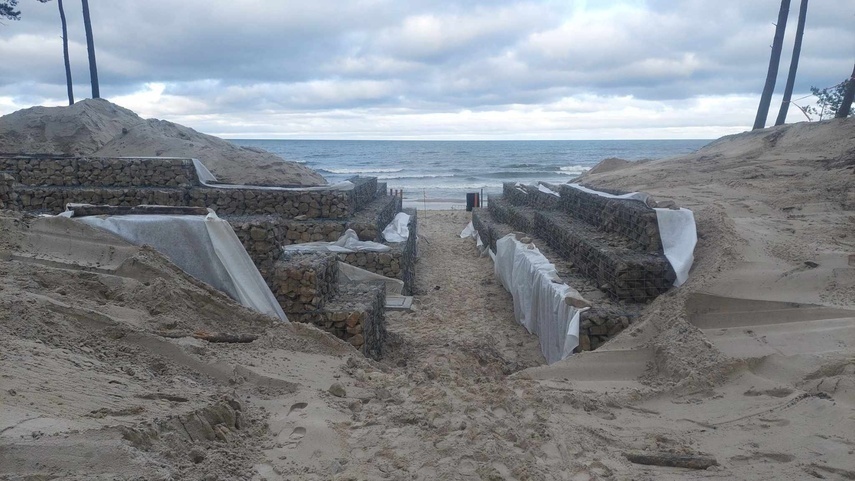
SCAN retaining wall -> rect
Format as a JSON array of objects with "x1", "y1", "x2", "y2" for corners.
[
  {"x1": 228, "y1": 194, "x2": 408, "y2": 280},
  {"x1": 399, "y1": 209, "x2": 418, "y2": 295},
  {"x1": 269, "y1": 253, "x2": 339, "y2": 313},
  {"x1": 269, "y1": 252, "x2": 386, "y2": 359},
  {"x1": 349, "y1": 177, "x2": 379, "y2": 212},
  {"x1": 557, "y1": 184, "x2": 662, "y2": 252},
  {"x1": 0, "y1": 156, "x2": 198, "y2": 187},
  {"x1": 579, "y1": 308, "x2": 639, "y2": 351},
  {"x1": 534, "y1": 211, "x2": 673, "y2": 302},
  {"x1": 502, "y1": 182, "x2": 561, "y2": 210},
  {"x1": 471, "y1": 207, "x2": 512, "y2": 253},
  {"x1": 1, "y1": 155, "x2": 406, "y2": 359},
  {"x1": 488, "y1": 197, "x2": 534, "y2": 233},
  {"x1": 0, "y1": 173, "x2": 16, "y2": 209},
  {"x1": 0, "y1": 155, "x2": 374, "y2": 219},
  {"x1": 12, "y1": 186, "x2": 187, "y2": 212},
  {"x1": 186, "y1": 187, "x2": 352, "y2": 218},
  {"x1": 349, "y1": 194, "x2": 401, "y2": 243},
  {"x1": 289, "y1": 283, "x2": 386, "y2": 359}
]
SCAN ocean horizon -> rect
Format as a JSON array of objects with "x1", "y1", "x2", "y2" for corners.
[{"x1": 231, "y1": 139, "x2": 711, "y2": 209}]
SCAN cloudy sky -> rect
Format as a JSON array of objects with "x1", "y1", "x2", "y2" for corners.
[{"x1": 0, "y1": 0, "x2": 853, "y2": 139}]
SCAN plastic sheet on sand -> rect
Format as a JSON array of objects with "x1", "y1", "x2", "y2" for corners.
[
  {"x1": 72, "y1": 211, "x2": 288, "y2": 321},
  {"x1": 494, "y1": 234, "x2": 585, "y2": 364},
  {"x1": 460, "y1": 221, "x2": 488, "y2": 257},
  {"x1": 282, "y1": 229, "x2": 390, "y2": 253}
]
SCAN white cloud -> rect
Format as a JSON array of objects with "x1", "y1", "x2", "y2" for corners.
[{"x1": 1, "y1": 0, "x2": 853, "y2": 138}]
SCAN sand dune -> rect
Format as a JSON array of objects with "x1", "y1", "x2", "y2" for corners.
[{"x1": 0, "y1": 99, "x2": 326, "y2": 186}]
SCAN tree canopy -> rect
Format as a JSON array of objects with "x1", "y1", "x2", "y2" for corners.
[
  {"x1": 0, "y1": 0, "x2": 21, "y2": 20},
  {"x1": 807, "y1": 80, "x2": 855, "y2": 120}
]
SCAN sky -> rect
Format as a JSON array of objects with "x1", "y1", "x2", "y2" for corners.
[{"x1": 0, "y1": 0, "x2": 853, "y2": 140}]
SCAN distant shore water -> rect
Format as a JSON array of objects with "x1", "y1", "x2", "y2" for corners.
[{"x1": 232, "y1": 139, "x2": 710, "y2": 209}]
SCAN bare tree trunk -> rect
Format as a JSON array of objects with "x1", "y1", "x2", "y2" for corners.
[
  {"x1": 775, "y1": 0, "x2": 808, "y2": 126},
  {"x1": 58, "y1": 0, "x2": 74, "y2": 105},
  {"x1": 834, "y1": 63, "x2": 855, "y2": 118},
  {"x1": 753, "y1": 0, "x2": 791, "y2": 130},
  {"x1": 81, "y1": 0, "x2": 99, "y2": 99}
]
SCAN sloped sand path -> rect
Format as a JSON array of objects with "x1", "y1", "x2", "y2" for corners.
[{"x1": 386, "y1": 209, "x2": 545, "y2": 372}]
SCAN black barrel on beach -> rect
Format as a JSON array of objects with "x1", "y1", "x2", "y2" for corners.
[{"x1": 466, "y1": 193, "x2": 481, "y2": 211}]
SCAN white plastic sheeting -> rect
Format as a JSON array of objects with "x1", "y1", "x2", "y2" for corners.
[
  {"x1": 459, "y1": 222, "x2": 488, "y2": 257},
  {"x1": 383, "y1": 212, "x2": 411, "y2": 242},
  {"x1": 494, "y1": 234, "x2": 585, "y2": 364},
  {"x1": 565, "y1": 183, "x2": 696, "y2": 286},
  {"x1": 460, "y1": 221, "x2": 476, "y2": 239},
  {"x1": 566, "y1": 183, "x2": 650, "y2": 203},
  {"x1": 282, "y1": 229, "x2": 390, "y2": 253},
  {"x1": 73, "y1": 211, "x2": 288, "y2": 322},
  {"x1": 652, "y1": 208, "x2": 696, "y2": 286},
  {"x1": 537, "y1": 183, "x2": 560, "y2": 197},
  {"x1": 338, "y1": 262, "x2": 404, "y2": 296}
]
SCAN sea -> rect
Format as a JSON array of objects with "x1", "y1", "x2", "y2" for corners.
[{"x1": 230, "y1": 139, "x2": 711, "y2": 209}]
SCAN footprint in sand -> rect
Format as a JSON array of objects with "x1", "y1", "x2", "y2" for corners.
[
  {"x1": 288, "y1": 402, "x2": 308, "y2": 417},
  {"x1": 282, "y1": 426, "x2": 307, "y2": 449}
]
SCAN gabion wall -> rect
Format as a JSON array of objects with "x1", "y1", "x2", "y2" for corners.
[
  {"x1": 488, "y1": 197, "x2": 534, "y2": 233},
  {"x1": 348, "y1": 177, "x2": 379, "y2": 212},
  {"x1": 0, "y1": 173, "x2": 16, "y2": 209},
  {"x1": 0, "y1": 155, "x2": 198, "y2": 187},
  {"x1": 270, "y1": 253, "x2": 339, "y2": 312},
  {"x1": 347, "y1": 194, "x2": 401, "y2": 242},
  {"x1": 502, "y1": 183, "x2": 531, "y2": 207},
  {"x1": 471, "y1": 208, "x2": 512, "y2": 253},
  {"x1": 187, "y1": 188, "x2": 352, "y2": 219},
  {"x1": 557, "y1": 184, "x2": 662, "y2": 252},
  {"x1": 1, "y1": 155, "x2": 409, "y2": 360},
  {"x1": 12, "y1": 186, "x2": 186, "y2": 213},
  {"x1": 399, "y1": 209, "x2": 418, "y2": 296},
  {"x1": 534, "y1": 211, "x2": 673, "y2": 302},
  {"x1": 1, "y1": 156, "x2": 371, "y2": 219},
  {"x1": 228, "y1": 197, "x2": 400, "y2": 270},
  {"x1": 502, "y1": 182, "x2": 560, "y2": 210},
  {"x1": 336, "y1": 247, "x2": 405, "y2": 282},
  {"x1": 472, "y1": 205, "x2": 647, "y2": 351},
  {"x1": 579, "y1": 307, "x2": 639, "y2": 351},
  {"x1": 289, "y1": 282, "x2": 387, "y2": 360}
]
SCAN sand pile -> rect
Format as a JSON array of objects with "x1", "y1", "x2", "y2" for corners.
[
  {"x1": 0, "y1": 99, "x2": 326, "y2": 186},
  {"x1": 0, "y1": 212, "x2": 365, "y2": 479}
]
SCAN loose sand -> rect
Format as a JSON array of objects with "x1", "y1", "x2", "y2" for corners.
[
  {"x1": 0, "y1": 99, "x2": 326, "y2": 187},
  {"x1": 1, "y1": 118, "x2": 854, "y2": 480}
]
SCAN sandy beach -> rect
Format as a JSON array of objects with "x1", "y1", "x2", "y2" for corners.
[{"x1": 1, "y1": 117, "x2": 854, "y2": 480}]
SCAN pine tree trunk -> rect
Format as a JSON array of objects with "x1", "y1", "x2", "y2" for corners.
[
  {"x1": 753, "y1": 0, "x2": 791, "y2": 130},
  {"x1": 81, "y1": 0, "x2": 99, "y2": 99},
  {"x1": 834, "y1": 64, "x2": 855, "y2": 118},
  {"x1": 775, "y1": 0, "x2": 808, "y2": 126},
  {"x1": 58, "y1": 0, "x2": 74, "y2": 105}
]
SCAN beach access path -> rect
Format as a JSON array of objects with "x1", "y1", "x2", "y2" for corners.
[{"x1": 385, "y1": 209, "x2": 546, "y2": 374}]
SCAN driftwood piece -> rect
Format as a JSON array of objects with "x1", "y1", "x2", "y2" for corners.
[
  {"x1": 156, "y1": 331, "x2": 259, "y2": 343},
  {"x1": 624, "y1": 452, "x2": 719, "y2": 470},
  {"x1": 67, "y1": 203, "x2": 210, "y2": 217}
]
